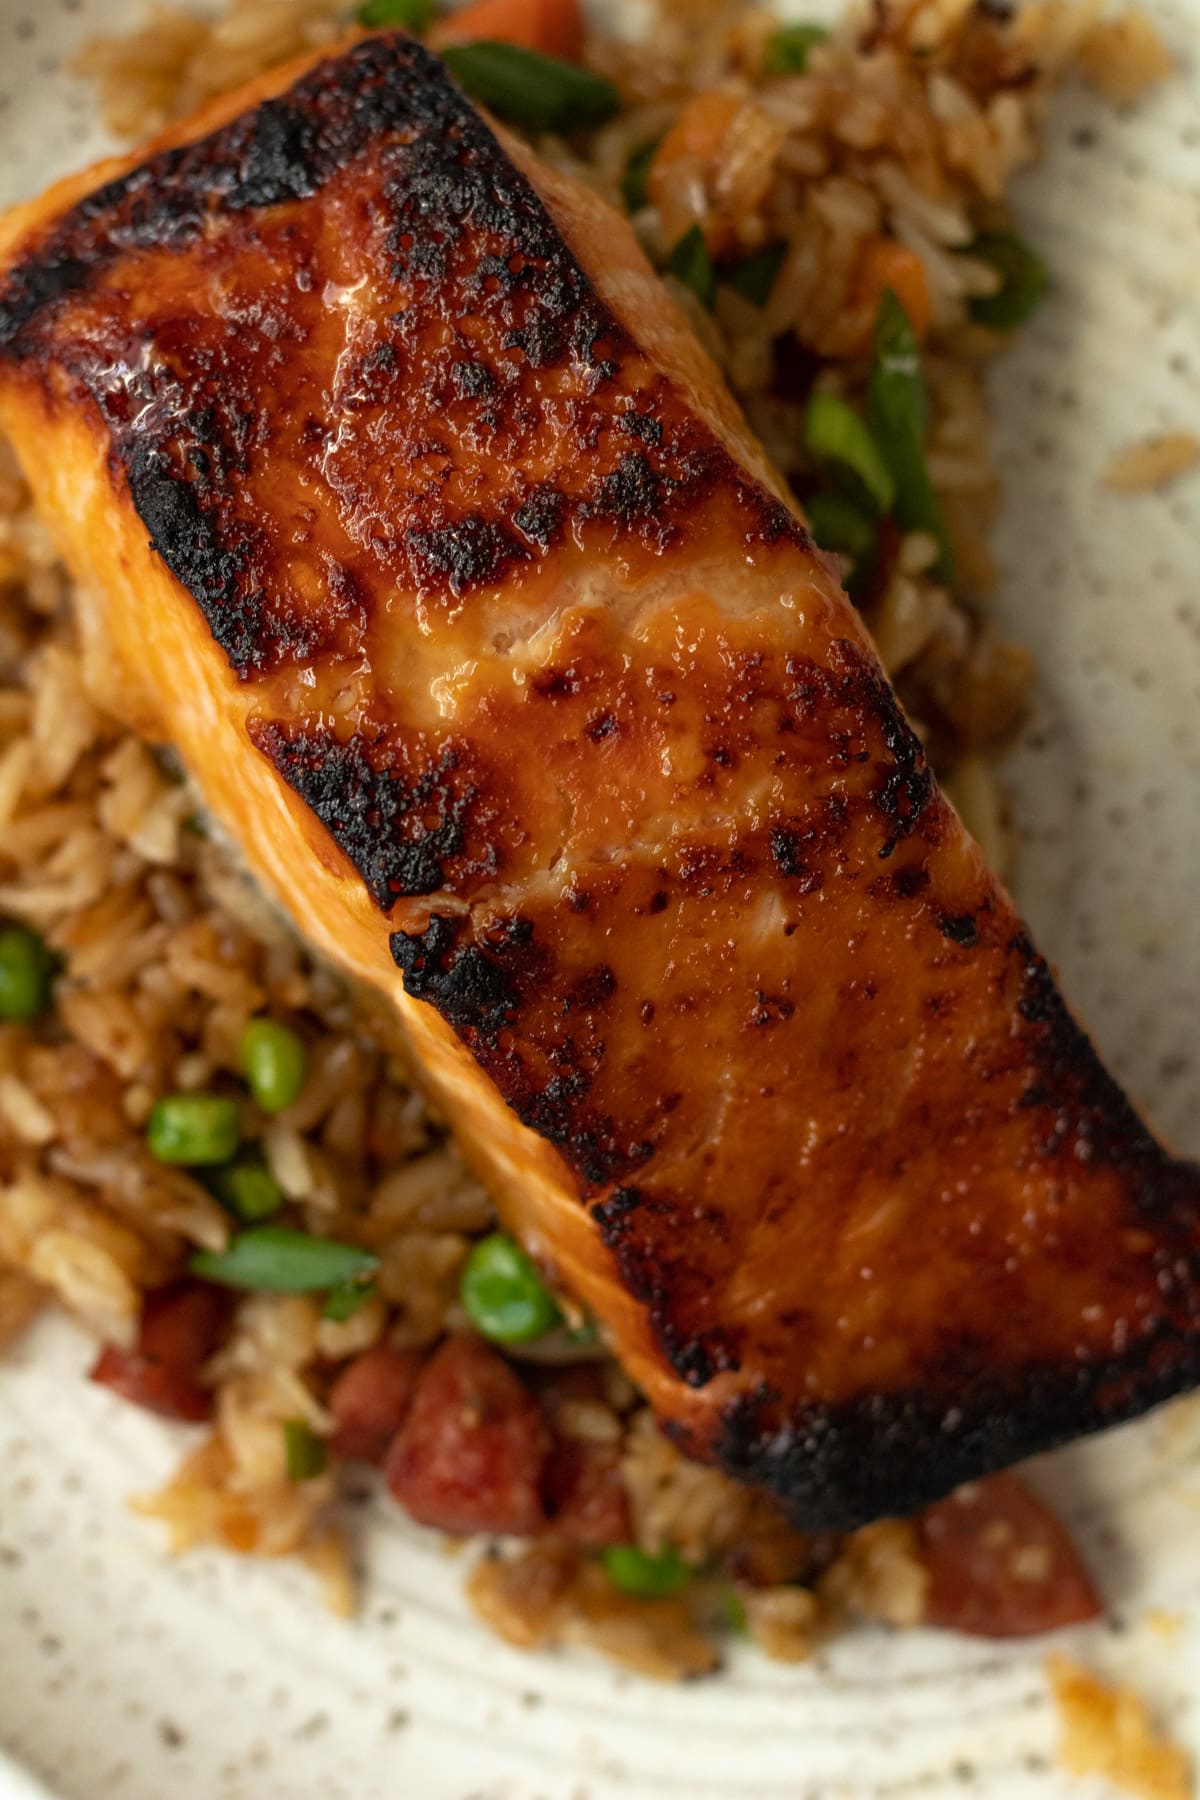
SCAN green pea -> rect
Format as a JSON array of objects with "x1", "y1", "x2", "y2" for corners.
[
  {"x1": 205, "y1": 1149, "x2": 282, "y2": 1222},
  {"x1": 283, "y1": 1420, "x2": 328, "y2": 1483},
  {"x1": 459, "y1": 1232, "x2": 562, "y2": 1344},
  {"x1": 240, "y1": 1019, "x2": 307, "y2": 1114},
  {"x1": 147, "y1": 1094, "x2": 241, "y2": 1167},
  {"x1": 602, "y1": 1544, "x2": 692, "y2": 1598},
  {"x1": 0, "y1": 924, "x2": 56, "y2": 1024}
]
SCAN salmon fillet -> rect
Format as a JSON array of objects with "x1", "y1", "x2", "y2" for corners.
[{"x1": 0, "y1": 32, "x2": 1197, "y2": 1529}]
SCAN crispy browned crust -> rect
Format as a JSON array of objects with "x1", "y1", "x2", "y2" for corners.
[{"x1": 2, "y1": 33, "x2": 1199, "y2": 1529}]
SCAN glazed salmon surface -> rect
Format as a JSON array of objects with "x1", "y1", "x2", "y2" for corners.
[{"x1": 1, "y1": 32, "x2": 1198, "y2": 1528}]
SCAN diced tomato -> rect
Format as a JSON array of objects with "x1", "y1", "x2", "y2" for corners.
[
  {"x1": 430, "y1": 0, "x2": 584, "y2": 59},
  {"x1": 541, "y1": 1437, "x2": 631, "y2": 1548},
  {"x1": 919, "y1": 1472, "x2": 1102, "y2": 1638},
  {"x1": 384, "y1": 1334, "x2": 549, "y2": 1536},
  {"x1": 328, "y1": 1342, "x2": 425, "y2": 1463},
  {"x1": 90, "y1": 1281, "x2": 226, "y2": 1422}
]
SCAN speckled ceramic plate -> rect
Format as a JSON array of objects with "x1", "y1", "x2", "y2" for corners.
[{"x1": 0, "y1": 2, "x2": 1198, "y2": 1796}]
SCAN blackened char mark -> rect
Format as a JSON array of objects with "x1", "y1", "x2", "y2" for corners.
[
  {"x1": 407, "y1": 514, "x2": 527, "y2": 597},
  {"x1": 250, "y1": 718, "x2": 498, "y2": 907},
  {"x1": 390, "y1": 913, "x2": 520, "y2": 1034},
  {"x1": 590, "y1": 1185, "x2": 741, "y2": 1389},
  {"x1": 786, "y1": 640, "x2": 934, "y2": 857},
  {"x1": 938, "y1": 913, "x2": 979, "y2": 947},
  {"x1": 391, "y1": 913, "x2": 657, "y2": 1191},
  {"x1": 0, "y1": 37, "x2": 453, "y2": 354},
  {"x1": 1012, "y1": 932, "x2": 1193, "y2": 1197},
  {"x1": 714, "y1": 1308, "x2": 1200, "y2": 1530},
  {"x1": 125, "y1": 443, "x2": 260, "y2": 666}
]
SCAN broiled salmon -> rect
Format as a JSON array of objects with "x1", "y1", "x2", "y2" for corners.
[{"x1": 0, "y1": 32, "x2": 1197, "y2": 1529}]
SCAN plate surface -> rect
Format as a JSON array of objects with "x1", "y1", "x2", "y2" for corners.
[{"x1": 0, "y1": 2, "x2": 1198, "y2": 1796}]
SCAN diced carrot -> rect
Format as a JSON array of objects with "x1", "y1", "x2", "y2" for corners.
[
  {"x1": 647, "y1": 92, "x2": 742, "y2": 254},
  {"x1": 851, "y1": 238, "x2": 931, "y2": 344},
  {"x1": 430, "y1": 0, "x2": 584, "y2": 60}
]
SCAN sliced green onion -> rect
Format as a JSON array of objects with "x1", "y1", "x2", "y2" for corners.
[
  {"x1": 240, "y1": 1018, "x2": 307, "y2": 1115},
  {"x1": 323, "y1": 1279, "x2": 378, "y2": 1323},
  {"x1": 190, "y1": 1226, "x2": 379, "y2": 1294},
  {"x1": 602, "y1": 1544, "x2": 692, "y2": 1598},
  {"x1": 804, "y1": 491, "x2": 878, "y2": 565},
  {"x1": 725, "y1": 242, "x2": 786, "y2": 308},
  {"x1": 762, "y1": 22, "x2": 829, "y2": 75},
  {"x1": 621, "y1": 137, "x2": 660, "y2": 212},
  {"x1": 442, "y1": 42, "x2": 619, "y2": 133},
  {"x1": 967, "y1": 231, "x2": 1048, "y2": 331},
  {"x1": 147, "y1": 1094, "x2": 241, "y2": 1167},
  {"x1": 0, "y1": 923, "x2": 56, "y2": 1024},
  {"x1": 805, "y1": 392, "x2": 896, "y2": 515},
  {"x1": 204, "y1": 1149, "x2": 283, "y2": 1223},
  {"x1": 357, "y1": 0, "x2": 434, "y2": 25},
  {"x1": 283, "y1": 1420, "x2": 328, "y2": 1483},
  {"x1": 867, "y1": 288, "x2": 954, "y2": 584},
  {"x1": 666, "y1": 224, "x2": 716, "y2": 310},
  {"x1": 460, "y1": 1232, "x2": 562, "y2": 1344},
  {"x1": 724, "y1": 1587, "x2": 749, "y2": 1635}
]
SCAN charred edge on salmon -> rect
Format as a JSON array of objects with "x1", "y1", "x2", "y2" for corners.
[
  {"x1": 0, "y1": 32, "x2": 816, "y2": 677},
  {"x1": 592, "y1": 1185, "x2": 742, "y2": 1387},
  {"x1": 249, "y1": 718, "x2": 501, "y2": 906},
  {"x1": 1012, "y1": 933, "x2": 1191, "y2": 1183},
  {"x1": 711, "y1": 1318, "x2": 1200, "y2": 1531},
  {"x1": 390, "y1": 912, "x2": 656, "y2": 1190}
]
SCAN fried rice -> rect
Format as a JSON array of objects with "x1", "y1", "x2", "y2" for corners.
[{"x1": 0, "y1": 0, "x2": 1178, "y2": 1685}]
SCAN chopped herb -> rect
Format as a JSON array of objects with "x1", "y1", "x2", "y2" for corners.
[
  {"x1": 804, "y1": 392, "x2": 896, "y2": 515},
  {"x1": 867, "y1": 289, "x2": 954, "y2": 584},
  {"x1": 724, "y1": 1587, "x2": 749, "y2": 1634},
  {"x1": 666, "y1": 224, "x2": 716, "y2": 310},
  {"x1": 356, "y1": 0, "x2": 435, "y2": 27},
  {"x1": 441, "y1": 42, "x2": 619, "y2": 133},
  {"x1": 204, "y1": 1149, "x2": 283, "y2": 1223},
  {"x1": 762, "y1": 22, "x2": 829, "y2": 75},
  {"x1": 0, "y1": 923, "x2": 56, "y2": 1024},
  {"x1": 323, "y1": 1280, "x2": 378, "y2": 1323},
  {"x1": 460, "y1": 1232, "x2": 563, "y2": 1344},
  {"x1": 725, "y1": 242, "x2": 786, "y2": 307},
  {"x1": 967, "y1": 231, "x2": 1047, "y2": 331},
  {"x1": 621, "y1": 137, "x2": 660, "y2": 212},
  {"x1": 147, "y1": 1094, "x2": 241, "y2": 1167},
  {"x1": 283, "y1": 1420, "x2": 328, "y2": 1483},
  {"x1": 804, "y1": 490, "x2": 878, "y2": 565},
  {"x1": 191, "y1": 1226, "x2": 379, "y2": 1294},
  {"x1": 602, "y1": 1544, "x2": 692, "y2": 1598}
]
